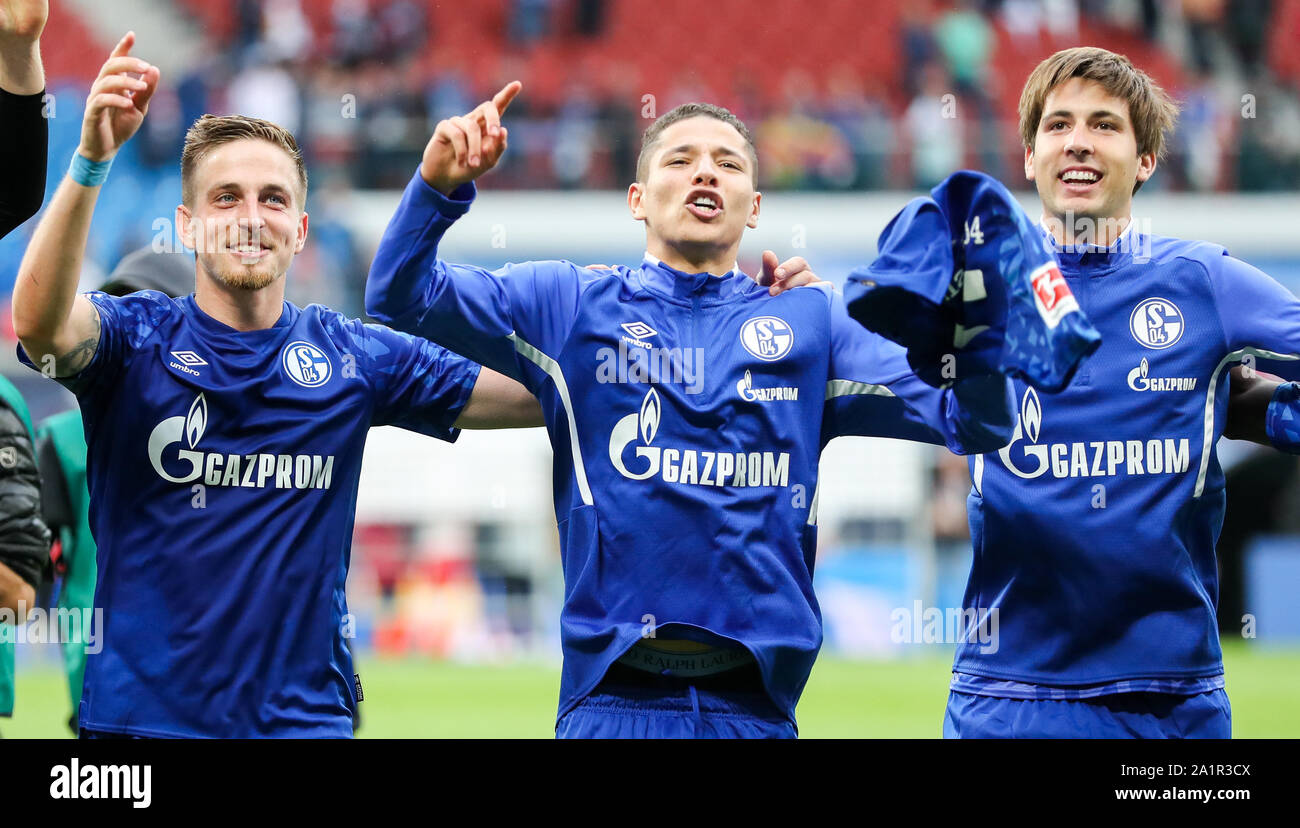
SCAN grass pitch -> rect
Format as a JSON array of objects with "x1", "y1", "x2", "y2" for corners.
[{"x1": 5, "y1": 642, "x2": 1297, "y2": 738}]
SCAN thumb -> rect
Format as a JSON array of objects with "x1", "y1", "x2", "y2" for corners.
[{"x1": 758, "y1": 250, "x2": 779, "y2": 286}]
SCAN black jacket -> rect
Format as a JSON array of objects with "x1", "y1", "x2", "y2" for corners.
[{"x1": 0, "y1": 400, "x2": 50, "y2": 589}]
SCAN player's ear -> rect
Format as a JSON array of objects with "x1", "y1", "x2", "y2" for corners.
[
  {"x1": 294, "y1": 211, "x2": 309, "y2": 253},
  {"x1": 628, "y1": 182, "x2": 646, "y2": 221},
  {"x1": 1135, "y1": 150, "x2": 1156, "y2": 186},
  {"x1": 746, "y1": 191, "x2": 761, "y2": 229},
  {"x1": 176, "y1": 204, "x2": 196, "y2": 252},
  {"x1": 1024, "y1": 145, "x2": 1036, "y2": 182}
]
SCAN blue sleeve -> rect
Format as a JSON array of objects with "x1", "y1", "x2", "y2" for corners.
[
  {"x1": 365, "y1": 170, "x2": 589, "y2": 388},
  {"x1": 824, "y1": 288, "x2": 1014, "y2": 454},
  {"x1": 1210, "y1": 252, "x2": 1300, "y2": 379},
  {"x1": 360, "y1": 322, "x2": 479, "y2": 441},
  {"x1": 16, "y1": 290, "x2": 172, "y2": 399},
  {"x1": 1265, "y1": 382, "x2": 1300, "y2": 454}
]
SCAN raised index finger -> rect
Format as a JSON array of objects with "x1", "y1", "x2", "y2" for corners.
[
  {"x1": 492, "y1": 81, "x2": 523, "y2": 116},
  {"x1": 110, "y1": 30, "x2": 136, "y2": 59}
]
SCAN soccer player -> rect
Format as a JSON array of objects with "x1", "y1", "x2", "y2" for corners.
[
  {"x1": 11, "y1": 34, "x2": 543, "y2": 738},
  {"x1": 366, "y1": 83, "x2": 1024, "y2": 737},
  {"x1": 944, "y1": 46, "x2": 1300, "y2": 738}
]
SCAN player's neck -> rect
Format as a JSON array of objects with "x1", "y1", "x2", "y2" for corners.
[
  {"x1": 647, "y1": 239, "x2": 738, "y2": 277},
  {"x1": 194, "y1": 276, "x2": 287, "y2": 331},
  {"x1": 1042, "y1": 211, "x2": 1132, "y2": 248}
]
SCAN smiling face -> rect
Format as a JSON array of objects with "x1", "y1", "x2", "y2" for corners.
[
  {"x1": 1025, "y1": 77, "x2": 1156, "y2": 244},
  {"x1": 178, "y1": 138, "x2": 308, "y2": 291},
  {"x1": 628, "y1": 115, "x2": 760, "y2": 274}
]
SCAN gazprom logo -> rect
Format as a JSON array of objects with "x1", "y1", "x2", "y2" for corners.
[
  {"x1": 1129, "y1": 298, "x2": 1184, "y2": 350},
  {"x1": 608, "y1": 387, "x2": 790, "y2": 488},
  {"x1": 997, "y1": 386, "x2": 1190, "y2": 479},
  {"x1": 185, "y1": 393, "x2": 207, "y2": 448},
  {"x1": 609, "y1": 388, "x2": 662, "y2": 481},
  {"x1": 282, "y1": 341, "x2": 332, "y2": 388},
  {"x1": 739, "y1": 316, "x2": 793, "y2": 362}
]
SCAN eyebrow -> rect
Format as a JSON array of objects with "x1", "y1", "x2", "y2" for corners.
[
  {"x1": 662, "y1": 144, "x2": 747, "y2": 163},
  {"x1": 1042, "y1": 109, "x2": 1125, "y2": 122},
  {"x1": 209, "y1": 182, "x2": 294, "y2": 200}
]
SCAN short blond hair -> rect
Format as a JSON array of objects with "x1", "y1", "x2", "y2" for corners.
[
  {"x1": 1019, "y1": 47, "x2": 1179, "y2": 161},
  {"x1": 181, "y1": 114, "x2": 308, "y2": 206}
]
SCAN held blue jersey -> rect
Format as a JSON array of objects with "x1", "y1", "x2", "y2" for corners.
[
  {"x1": 367, "y1": 171, "x2": 1016, "y2": 726},
  {"x1": 19, "y1": 292, "x2": 478, "y2": 737},
  {"x1": 957, "y1": 227, "x2": 1300, "y2": 692}
]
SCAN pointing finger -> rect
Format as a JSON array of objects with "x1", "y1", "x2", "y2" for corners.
[{"x1": 493, "y1": 81, "x2": 523, "y2": 116}]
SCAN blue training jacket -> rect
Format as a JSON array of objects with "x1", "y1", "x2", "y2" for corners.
[
  {"x1": 367, "y1": 170, "x2": 1019, "y2": 725},
  {"x1": 958, "y1": 225, "x2": 1300, "y2": 692}
]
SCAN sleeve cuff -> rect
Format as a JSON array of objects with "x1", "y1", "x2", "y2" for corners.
[
  {"x1": 410, "y1": 167, "x2": 476, "y2": 218},
  {"x1": 1266, "y1": 382, "x2": 1300, "y2": 454}
]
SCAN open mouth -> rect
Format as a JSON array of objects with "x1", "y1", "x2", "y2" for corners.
[
  {"x1": 229, "y1": 243, "x2": 271, "y2": 261},
  {"x1": 1058, "y1": 167, "x2": 1103, "y2": 193},
  {"x1": 684, "y1": 190, "x2": 723, "y2": 220}
]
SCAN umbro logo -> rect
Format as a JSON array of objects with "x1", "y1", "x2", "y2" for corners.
[
  {"x1": 621, "y1": 322, "x2": 657, "y2": 339},
  {"x1": 168, "y1": 350, "x2": 207, "y2": 377},
  {"x1": 170, "y1": 351, "x2": 208, "y2": 367}
]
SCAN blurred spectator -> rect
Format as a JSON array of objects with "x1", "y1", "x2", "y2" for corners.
[
  {"x1": 574, "y1": 0, "x2": 607, "y2": 37},
  {"x1": 900, "y1": 1, "x2": 938, "y2": 99},
  {"x1": 933, "y1": 0, "x2": 994, "y2": 106},
  {"x1": 510, "y1": 0, "x2": 554, "y2": 45},
  {"x1": 904, "y1": 63, "x2": 964, "y2": 189},
  {"x1": 1174, "y1": 69, "x2": 1230, "y2": 191},
  {"x1": 225, "y1": 56, "x2": 303, "y2": 135},
  {"x1": 261, "y1": 0, "x2": 312, "y2": 62},
  {"x1": 1224, "y1": 0, "x2": 1273, "y2": 81}
]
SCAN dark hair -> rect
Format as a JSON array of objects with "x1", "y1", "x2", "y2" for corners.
[
  {"x1": 636, "y1": 103, "x2": 757, "y2": 183},
  {"x1": 181, "y1": 114, "x2": 308, "y2": 206}
]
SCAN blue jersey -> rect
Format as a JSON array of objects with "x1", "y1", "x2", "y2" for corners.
[
  {"x1": 20, "y1": 292, "x2": 478, "y2": 737},
  {"x1": 367, "y1": 171, "x2": 1016, "y2": 725},
  {"x1": 957, "y1": 228, "x2": 1300, "y2": 693}
]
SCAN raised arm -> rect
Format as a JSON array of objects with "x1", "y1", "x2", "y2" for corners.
[
  {"x1": 367, "y1": 80, "x2": 589, "y2": 387},
  {"x1": 0, "y1": 0, "x2": 48, "y2": 238},
  {"x1": 0, "y1": 0, "x2": 45, "y2": 94},
  {"x1": 11, "y1": 32, "x2": 158, "y2": 377}
]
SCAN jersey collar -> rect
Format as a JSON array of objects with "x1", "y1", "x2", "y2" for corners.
[
  {"x1": 639, "y1": 253, "x2": 754, "y2": 304},
  {"x1": 181, "y1": 295, "x2": 297, "y2": 337},
  {"x1": 1039, "y1": 217, "x2": 1141, "y2": 273}
]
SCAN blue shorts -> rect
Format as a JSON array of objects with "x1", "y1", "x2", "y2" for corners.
[
  {"x1": 943, "y1": 689, "x2": 1232, "y2": 739},
  {"x1": 556, "y1": 681, "x2": 795, "y2": 739}
]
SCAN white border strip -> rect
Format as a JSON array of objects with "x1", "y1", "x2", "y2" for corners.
[
  {"x1": 825, "y1": 379, "x2": 896, "y2": 400},
  {"x1": 1196, "y1": 346, "x2": 1300, "y2": 497},
  {"x1": 511, "y1": 333, "x2": 594, "y2": 506},
  {"x1": 813, "y1": 380, "x2": 897, "y2": 526}
]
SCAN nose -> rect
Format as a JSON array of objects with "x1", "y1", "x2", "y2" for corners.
[
  {"x1": 236, "y1": 202, "x2": 268, "y2": 239},
  {"x1": 1063, "y1": 122, "x2": 1092, "y2": 157},
  {"x1": 692, "y1": 158, "x2": 719, "y2": 186}
]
